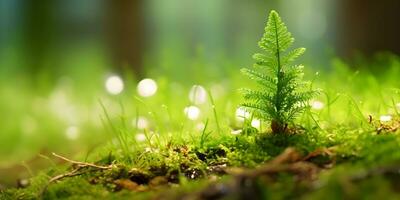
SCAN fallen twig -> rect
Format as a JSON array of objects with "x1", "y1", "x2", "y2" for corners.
[
  {"x1": 52, "y1": 152, "x2": 115, "y2": 170},
  {"x1": 40, "y1": 168, "x2": 82, "y2": 197},
  {"x1": 39, "y1": 153, "x2": 116, "y2": 197},
  {"x1": 48, "y1": 168, "x2": 81, "y2": 184}
]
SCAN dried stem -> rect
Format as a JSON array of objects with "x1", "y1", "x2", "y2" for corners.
[
  {"x1": 39, "y1": 153, "x2": 115, "y2": 197},
  {"x1": 52, "y1": 152, "x2": 114, "y2": 170}
]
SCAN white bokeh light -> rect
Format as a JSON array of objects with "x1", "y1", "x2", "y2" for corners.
[
  {"x1": 105, "y1": 75, "x2": 124, "y2": 95},
  {"x1": 137, "y1": 78, "x2": 158, "y2": 97},
  {"x1": 251, "y1": 119, "x2": 261, "y2": 129},
  {"x1": 396, "y1": 103, "x2": 400, "y2": 110},
  {"x1": 189, "y1": 85, "x2": 207, "y2": 105},
  {"x1": 231, "y1": 130, "x2": 241, "y2": 135},
  {"x1": 380, "y1": 115, "x2": 392, "y2": 122},
  {"x1": 310, "y1": 100, "x2": 324, "y2": 110},
  {"x1": 135, "y1": 133, "x2": 146, "y2": 142},
  {"x1": 196, "y1": 122, "x2": 205, "y2": 131},
  {"x1": 48, "y1": 89, "x2": 79, "y2": 124},
  {"x1": 66, "y1": 126, "x2": 80, "y2": 140},
  {"x1": 235, "y1": 107, "x2": 250, "y2": 122},
  {"x1": 132, "y1": 117, "x2": 149, "y2": 130},
  {"x1": 184, "y1": 106, "x2": 201, "y2": 120}
]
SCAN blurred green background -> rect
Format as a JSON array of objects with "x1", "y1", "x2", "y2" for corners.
[{"x1": 1, "y1": 0, "x2": 400, "y2": 187}]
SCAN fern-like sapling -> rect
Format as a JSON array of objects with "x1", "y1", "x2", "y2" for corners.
[{"x1": 241, "y1": 10, "x2": 318, "y2": 134}]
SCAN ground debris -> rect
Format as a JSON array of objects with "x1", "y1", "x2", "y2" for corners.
[
  {"x1": 179, "y1": 147, "x2": 321, "y2": 200},
  {"x1": 370, "y1": 115, "x2": 400, "y2": 134},
  {"x1": 40, "y1": 153, "x2": 117, "y2": 196},
  {"x1": 114, "y1": 179, "x2": 139, "y2": 191},
  {"x1": 302, "y1": 146, "x2": 337, "y2": 168},
  {"x1": 128, "y1": 168, "x2": 152, "y2": 185},
  {"x1": 233, "y1": 147, "x2": 320, "y2": 181},
  {"x1": 149, "y1": 176, "x2": 169, "y2": 188},
  {"x1": 40, "y1": 150, "x2": 228, "y2": 196},
  {"x1": 37, "y1": 146, "x2": 336, "y2": 199},
  {"x1": 206, "y1": 164, "x2": 227, "y2": 175}
]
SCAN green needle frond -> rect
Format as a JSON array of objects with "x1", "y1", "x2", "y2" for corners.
[{"x1": 240, "y1": 10, "x2": 319, "y2": 133}]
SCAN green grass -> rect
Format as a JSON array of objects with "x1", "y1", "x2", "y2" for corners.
[{"x1": 1, "y1": 52, "x2": 400, "y2": 199}]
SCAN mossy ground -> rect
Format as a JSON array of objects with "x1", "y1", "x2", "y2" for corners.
[
  {"x1": 2, "y1": 119, "x2": 400, "y2": 200},
  {"x1": 2, "y1": 54, "x2": 400, "y2": 199}
]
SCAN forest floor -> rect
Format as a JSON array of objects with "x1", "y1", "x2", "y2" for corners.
[
  {"x1": 2, "y1": 117, "x2": 400, "y2": 200},
  {"x1": 2, "y1": 55, "x2": 400, "y2": 199}
]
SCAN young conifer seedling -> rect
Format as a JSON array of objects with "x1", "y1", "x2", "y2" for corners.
[{"x1": 241, "y1": 10, "x2": 318, "y2": 134}]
